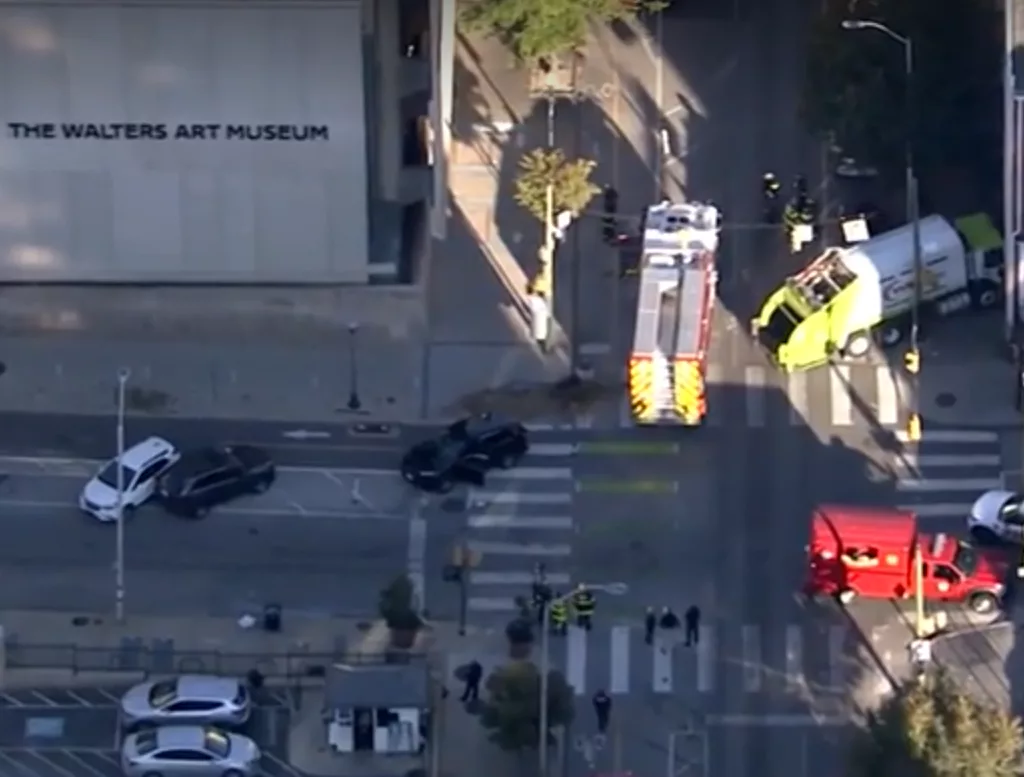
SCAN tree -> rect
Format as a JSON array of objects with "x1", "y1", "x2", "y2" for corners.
[
  {"x1": 802, "y1": 0, "x2": 1001, "y2": 203},
  {"x1": 459, "y1": 0, "x2": 668, "y2": 64},
  {"x1": 478, "y1": 661, "x2": 575, "y2": 752},
  {"x1": 514, "y1": 148, "x2": 599, "y2": 224},
  {"x1": 848, "y1": 670, "x2": 1022, "y2": 777},
  {"x1": 378, "y1": 574, "x2": 422, "y2": 649}
]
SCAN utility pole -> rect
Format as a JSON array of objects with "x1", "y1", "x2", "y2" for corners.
[
  {"x1": 114, "y1": 367, "x2": 130, "y2": 623},
  {"x1": 443, "y1": 542, "x2": 479, "y2": 636},
  {"x1": 842, "y1": 20, "x2": 921, "y2": 443},
  {"x1": 347, "y1": 322, "x2": 361, "y2": 411}
]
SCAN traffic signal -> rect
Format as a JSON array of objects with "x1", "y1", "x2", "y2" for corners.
[
  {"x1": 906, "y1": 413, "x2": 922, "y2": 442},
  {"x1": 904, "y1": 349, "x2": 920, "y2": 374}
]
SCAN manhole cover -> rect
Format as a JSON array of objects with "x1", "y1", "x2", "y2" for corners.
[{"x1": 935, "y1": 392, "x2": 957, "y2": 408}]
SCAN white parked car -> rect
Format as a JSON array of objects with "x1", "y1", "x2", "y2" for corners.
[
  {"x1": 79, "y1": 436, "x2": 180, "y2": 522},
  {"x1": 968, "y1": 490, "x2": 1024, "y2": 545}
]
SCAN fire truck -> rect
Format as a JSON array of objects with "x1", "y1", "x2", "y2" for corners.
[
  {"x1": 626, "y1": 200, "x2": 719, "y2": 426},
  {"x1": 804, "y1": 505, "x2": 1009, "y2": 615}
]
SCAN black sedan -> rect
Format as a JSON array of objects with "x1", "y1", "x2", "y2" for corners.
[
  {"x1": 156, "y1": 444, "x2": 276, "y2": 517},
  {"x1": 401, "y1": 416, "x2": 529, "y2": 493}
]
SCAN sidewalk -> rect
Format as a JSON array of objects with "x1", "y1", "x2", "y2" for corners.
[{"x1": 0, "y1": 286, "x2": 425, "y2": 422}]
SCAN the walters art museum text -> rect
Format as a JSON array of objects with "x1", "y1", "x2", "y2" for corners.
[{"x1": 7, "y1": 122, "x2": 330, "y2": 141}]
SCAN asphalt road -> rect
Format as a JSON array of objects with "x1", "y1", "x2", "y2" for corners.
[
  {"x1": 0, "y1": 410, "x2": 436, "y2": 469},
  {"x1": 0, "y1": 458, "x2": 420, "y2": 617}
]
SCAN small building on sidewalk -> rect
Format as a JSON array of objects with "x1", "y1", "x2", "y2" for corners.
[{"x1": 324, "y1": 661, "x2": 430, "y2": 754}]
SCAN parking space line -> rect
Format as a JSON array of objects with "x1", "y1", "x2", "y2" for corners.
[
  {"x1": 0, "y1": 692, "x2": 25, "y2": 706},
  {"x1": 29, "y1": 691, "x2": 58, "y2": 706},
  {"x1": 0, "y1": 750, "x2": 34, "y2": 776},
  {"x1": 98, "y1": 689, "x2": 122, "y2": 705},
  {"x1": 65, "y1": 751, "x2": 109, "y2": 777},
  {"x1": 66, "y1": 690, "x2": 93, "y2": 706},
  {"x1": 262, "y1": 752, "x2": 304, "y2": 776},
  {"x1": 25, "y1": 750, "x2": 76, "y2": 777},
  {"x1": 95, "y1": 751, "x2": 121, "y2": 766},
  {"x1": 113, "y1": 713, "x2": 122, "y2": 750}
]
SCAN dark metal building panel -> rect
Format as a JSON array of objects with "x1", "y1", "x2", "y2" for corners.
[{"x1": 0, "y1": 0, "x2": 368, "y2": 283}]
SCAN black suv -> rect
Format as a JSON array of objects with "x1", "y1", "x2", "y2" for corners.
[
  {"x1": 401, "y1": 415, "x2": 529, "y2": 493},
  {"x1": 157, "y1": 445, "x2": 276, "y2": 518}
]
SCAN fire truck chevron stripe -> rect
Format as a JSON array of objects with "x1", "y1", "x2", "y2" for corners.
[
  {"x1": 629, "y1": 359, "x2": 654, "y2": 420},
  {"x1": 673, "y1": 360, "x2": 704, "y2": 423}
]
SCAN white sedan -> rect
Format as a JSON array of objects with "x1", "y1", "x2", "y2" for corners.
[
  {"x1": 79, "y1": 436, "x2": 180, "y2": 522},
  {"x1": 968, "y1": 490, "x2": 1024, "y2": 545}
]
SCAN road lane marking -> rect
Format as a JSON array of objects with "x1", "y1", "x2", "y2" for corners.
[
  {"x1": 467, "y1": 596, "x2": 518, "y2": 612},
  {"x1": 610, "y1": 625, "x2": 630, "y2": 694},
  {"x1": 468, "y1": 515, "x2": 573, "y2": 530},
  {"x1": 830, "y1": 365, "x2": 853, "y2": 426},
  {"x1": 470, "y1": 571, "x2": 572, "y2": 586},
  {"x1": 407, "y1": 509, "x2": 427, "y2": 614},
  {"x1": 574, "y1": 479, "x2": 678, "y2": 494},
  {"x1": 530, "y1": 443, "x2": 577, "y2": 456},
  {"x1": 894, "y1": 454, "x2": 1001, "y2": 469},
  {"x1": 900, "y1": 502, "x2": 975, "y2": 518},
  {"x1": 470, "y1": 492, "x2": 572, "y2": 505},
  {"x1": 784, "y1": 625, "x2": 804, "y2": 692},
  {"x1": 896, "y1": 429, "x2": 999, "y2": 443},
  {"x1": 787, "y1": 370, "x2": 808, "y2": 425},
  {"x1": 487, "y1": 467, "x2": 573, "y2": 480},
  {"x1": 577, "y1": 441, "x2": 679, "y2": 455},
  {"x1": 875, "y1": 366, "x2": 901, "y2": 426},
  {"x1": 567, "y1": 625, "x2": 587, "y2": 695},
  {"x1": 466, "y1": 540, "x2": 572, "y2": 557},
  {"x1": 745, "y1": 366, "x2": 765, "y2": 427},
  {"x1": 696, "y1": 624, "x2": 714, "y2": 692},
  {"x1": 896, "y1": 478, "x2": 1001, "y2": 492},
  {"x1": 741, "y1": 625, "x2": 762, "y2": 692},
  {"x1": 652, "y1": 634, "x2": 673, "y2": 693}
]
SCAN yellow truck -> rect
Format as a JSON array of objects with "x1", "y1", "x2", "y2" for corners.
[{"x1": 751, "y1": 213, "x2": 1003, "y2": 371}]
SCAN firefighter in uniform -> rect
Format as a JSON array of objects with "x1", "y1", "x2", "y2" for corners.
[
  {"x1": 572, "y1": 583, "x2": 596, "y2": 630},
  {"x1": 762, "y1": 172, "x2": 782, "y2": 224},
  {"x1": 548, "y1": 593, "x2": 568, "y2": 635}
]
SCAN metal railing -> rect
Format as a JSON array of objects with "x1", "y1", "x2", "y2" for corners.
[{"x1": 3, "y1": 639, "x2": 426, "y2": 680}]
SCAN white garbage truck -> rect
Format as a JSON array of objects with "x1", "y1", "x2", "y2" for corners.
[{"x1": 752, "y1": 213, "x2": 1004, "y2": 370}]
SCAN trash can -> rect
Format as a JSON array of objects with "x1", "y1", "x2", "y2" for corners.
[{"x1": 263, "y1": 603, "x2": 282, "y2": 633}]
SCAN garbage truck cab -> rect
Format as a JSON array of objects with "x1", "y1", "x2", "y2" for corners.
[{"x1": 752, "y1": 213, "x2": 1002, "y2": 371}]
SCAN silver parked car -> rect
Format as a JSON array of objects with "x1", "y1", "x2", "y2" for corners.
[
  {"x1": 120, "y1": 675, "x2": 251, "y2": 727},
  {"x1": 121, "y1": 725, "x2": 260, "y2": 777}
]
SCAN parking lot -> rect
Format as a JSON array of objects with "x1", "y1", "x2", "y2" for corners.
[{"x1": 0, "y1": 686, "x2": 302, "y2": 776}]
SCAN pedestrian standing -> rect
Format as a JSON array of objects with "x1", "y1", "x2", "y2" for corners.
[
  {"x1": 684, "y1": 605, "x2": 701, "y2": 647},
  {"x1": 644, "y1": 606, "x2": 657, "y2": 645},
  {"x1": 461, "y1": 660, "x2": 482, "y2": 702},
  {"x1": 573, "y1": 584, "x2": 596, "y2": 631},
  {"x1": 592, "y1": 689, "x2": 612, "y2": 733},
  {"x1": 659, "y1": 606, "x2": 680, "y2": 630}
]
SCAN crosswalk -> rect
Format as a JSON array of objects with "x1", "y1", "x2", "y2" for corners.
[
  {"x1": 463, "y1": 440, "x2": 576, "y2": 615},
  {"x1": 894, "y1": 428, "x2": 1003, "y2": 528},
  {"x1": 619, "y1": 362, "x2": 910, "y2": 429},
  {"x1": 448, "y1": 621, "x2": 855, "y2": 697}
]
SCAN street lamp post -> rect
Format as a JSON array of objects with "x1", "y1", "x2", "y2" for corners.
[
  {"x1": 114, "y1": 367, "x2": 130, "y2": 623},
  {"x1": 843, "y1": 17, "x2": 926, "y2": 630},
  {"x1": 841, "y1": 19, "x2": 922, "y2": 437},
  {"x1": 538, "y1": 583, "x2": 625, "y2": 777},
  {"x1": 347, "y1": 322, "x2": 361, "y2": 411}
]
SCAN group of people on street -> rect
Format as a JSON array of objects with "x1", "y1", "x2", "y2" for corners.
[
  {"x1": 530, "y1": 578, "x2": 596, "y2": 633},
  {"x1": 762, "y1": 172, "x2": 815, "y2": 231}
]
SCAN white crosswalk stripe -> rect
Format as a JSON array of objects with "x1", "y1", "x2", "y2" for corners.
[
  {"x1": 464, "y1": 444, "x2": 575, "y2": 616},
  {"x1": 537, "y1": 621, "x2": 866, "y2": 696},
  {"x1": 536, "y1": 622, "x2": 864, "y2": 696},
  {"x1": 894, "y1": 428, "x2": 1002, "y2": 523}
]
